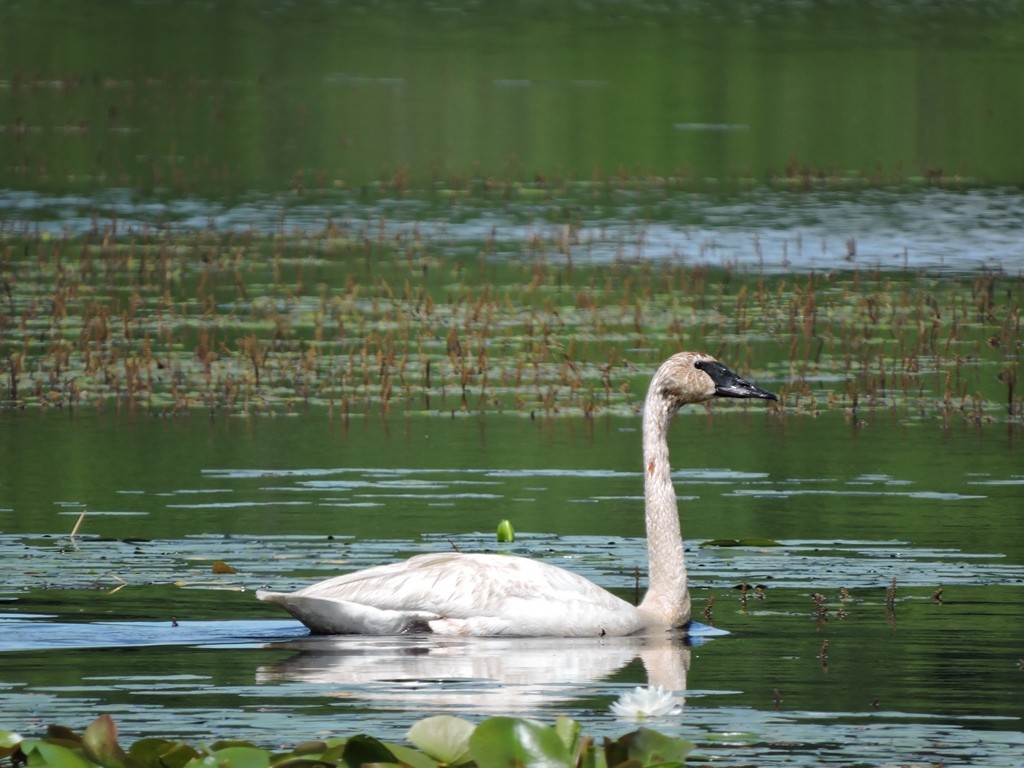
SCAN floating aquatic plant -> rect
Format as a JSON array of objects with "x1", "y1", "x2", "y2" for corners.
[
  {"x1": 2, "y1": 713, "x2": 694, "y2": 768},
  {"x1": 609, "y1": 685, "x2": 682, "y2": 720},
  {"x1": 496, "y1": 519, "x2": 515, "y2": 542},
  {"x1": 0, "y1": 204, "x2": 1019, "y2": 423}
]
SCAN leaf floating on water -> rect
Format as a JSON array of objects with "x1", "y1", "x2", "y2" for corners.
[
  {"x1": 26, "y1": 741, "x2": 93, "y2": 768},
  {"x1": 407, "y1": 715, "x2": 474, "y2": 765},
  {"x1": 496, "y1": 519, "x2": 515, "y2": 543},
  {"x1": 340, "y1": 734, "x2": 397, "y2": 766},
  {"x1": 0, "y1": 731, "x2": 24, "y2": 755},
  {"x1": 82, "y1": 715, "x2": 134, "y2": 768},
  {"x1": 211, "y1": 560, "x2": 238, "y2": 574},
  {"x1": 45, "y1": 725, "x2": 80, "y2": 744},
  {"x1": 553, "y1": 716, "x2": 581, "y2": 754},
  {"x1": 606, "y1": 727, "x2": 694, "y2": 767},
  {"x1": 700, "y1": 537, "x2": 782, "y2": 547},
  {"x1": 208, "y1": 746, "x2": 269, "y2": 768},
  {"x1": 469, "y1": 717, "x2": 572, "y2": 768},
  {"x1": 209, "y1": 739, "x2": 259, "y2": 751},
  {"x1": 287, "y1": 740, "x2": 330, "y2": 756}
]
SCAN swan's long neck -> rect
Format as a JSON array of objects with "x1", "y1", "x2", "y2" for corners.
[{"x1": 637, "y1": 382, "x2": 691, "y2": 628}]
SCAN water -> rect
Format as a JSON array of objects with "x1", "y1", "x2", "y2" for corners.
[
  {"x1": 3, "y1": 0, "x2": 1024, "y2": 191},
  {"x1": 4, "y1": 185, "x2": 1022, "y2": 274},
  {"x1": 1, "y1": 0, "x2": 1022, "y2": 764},
  {"x1": 1, "y1": 412, "x2": 1022, "y2": 765}
]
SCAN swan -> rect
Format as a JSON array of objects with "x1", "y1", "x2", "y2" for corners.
[{"x1": 256, "y1": 352, "x2": 777, "y2": 637}]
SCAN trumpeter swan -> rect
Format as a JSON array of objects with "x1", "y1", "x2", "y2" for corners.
[{"x1": 256, "y1": 352, "x2": 777, "y2": 636}]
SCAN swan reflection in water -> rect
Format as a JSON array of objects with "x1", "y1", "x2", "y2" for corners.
[{"x1": 256, "y1": 630, "x2": 711, "y2": 714}]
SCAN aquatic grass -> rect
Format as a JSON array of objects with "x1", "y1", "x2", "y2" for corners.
[{"x1": 0, "y1": 219, "x2": 1019, "y2": 422}]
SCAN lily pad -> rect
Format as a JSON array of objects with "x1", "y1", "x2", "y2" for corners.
[
  {"x1": 407, "y1": 715, "x2": 474, "y2": 765},
  {"x1": 82, "y1": 715, "x2": 136, "y2": 768},
  {"x1": 469, "y1": 718, "x2": 572, "y2": 768},
  {"x1": 700, "y1": 537, "x2": 781, "y2": 547},
  {"x1": 605, "y1": 728, "x2": 693, "y2": 767},
  {"x1": 128, "y1": 739, "x2": 199, "y2": 768},
  {"x1": 207, "y1": 746, "x2": 270, "y2": 768},
  {"x1": 26, "y1": 740, "x2": 94, "y2": 768},
  {"x1": 339, "y1": 734, "x2": 396, "y2": 766}
]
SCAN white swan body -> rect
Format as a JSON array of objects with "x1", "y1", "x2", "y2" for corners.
[
  {"x1": 259, "y1": 552, "x2": 644, "y2": 636},
  {"x1": 257, "y1": 352, "x2": 777, "y2": 637}
]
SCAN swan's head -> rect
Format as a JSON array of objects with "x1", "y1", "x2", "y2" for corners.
[{"x1": 653, "y1": 352, "x2": 778, "y2": 410}]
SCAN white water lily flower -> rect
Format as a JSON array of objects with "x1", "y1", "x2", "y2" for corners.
[{"x1": 609, "y1": 685, "x2": 682, "y2": 719}]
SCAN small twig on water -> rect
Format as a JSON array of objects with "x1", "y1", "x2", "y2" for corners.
[{"x1": 70, "y1": 510, "x2": 87, "y2": 538}]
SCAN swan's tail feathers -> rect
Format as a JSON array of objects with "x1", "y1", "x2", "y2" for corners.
[{"x1": 256, "y1": 590, "x2": 439, "y2": 635}]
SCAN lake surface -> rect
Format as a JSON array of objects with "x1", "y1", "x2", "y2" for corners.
[
  {"x1": 2, "y1": 0, "x2": 1024, "y2": 191},
  {"x1": 1, "y1": 1, "x2": 1023, "y2": 765},
  {"x1": 1, "y1": 411, "x2": 1023, "y2": 765},
  {"x1": 4, "y1": 185, "x2": 1023, "y2": 276}
]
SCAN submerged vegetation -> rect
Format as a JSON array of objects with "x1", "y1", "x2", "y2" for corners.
[{"x1": 0, "y1": 205, "x2": 1019, "y2": 424}]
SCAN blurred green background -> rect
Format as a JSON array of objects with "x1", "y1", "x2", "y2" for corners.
[{"x1": 2, "y1": 0, "x2": 1022, "y2": 196}]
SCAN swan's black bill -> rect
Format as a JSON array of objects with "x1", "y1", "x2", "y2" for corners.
[{"x1": 696, "y1": 360, "x2": 778, "y2": 401}]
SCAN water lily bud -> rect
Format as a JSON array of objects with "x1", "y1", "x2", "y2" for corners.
[{"x1": 496, "y1": 519, "x2": 515, "y2": 542}]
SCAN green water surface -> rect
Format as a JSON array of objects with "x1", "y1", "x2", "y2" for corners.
[
  {"x1": 1, "y1": 1, "x2": 1022, "y2": 765},
  {"x1": 2, "y1": 0, "x2": 1023, "y2": 193}
]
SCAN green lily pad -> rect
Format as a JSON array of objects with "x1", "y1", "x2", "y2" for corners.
[
  {"x1": 339, "y1": 734, "x2": 396, "y2": 766},
  {"x1": 128, "y1": 738, "x2": 200, "y2": 768},
  {"x1": 0, "y1": 731, "x2": 22, "y2": 750},
  {"x1": 496, "y1": 519, "x2": 515, "y2": 543},
  {"x1": 82, "y1": 715, "x2": 137, "y2": 768},
  {"x1": 407, "y1": 715, "x2": 474, "y2": 765},
  {"x1": 553, "y1": 717, "x2": 581, "y2": 754},
  {"x1": 700, "y1": 537, "x2": 781, "y2": 547},
  {"x1": 605, "y1": 728, "x2": 693, "y2": 767},
  {"x1": 26, "y1": 740, "x2": 94, "y2": 768},
  {"x1": 208, "y1": 747, "x2": 270, "y2": 768},
  {"x1": 469, "y1": 718, "x2": 572, "y2": 768}
]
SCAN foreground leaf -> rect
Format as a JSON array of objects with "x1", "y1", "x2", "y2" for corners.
[
  {"x1": 469, "y1": 718, "x2": 572, "y2": 768},
  {"x1": 339, "y1": 734, "x2": 396, "y2": 766},
  {"x1": 128, "y1": 738, "x2": 199, "y2": 768},
  {"x1": 605, "y1": 728, "x2": 693, "y2": 767},
  {"x1": 383, "y1": 743, "x2": 442, "y2": 768},
  {"x1": 82, "y1": 715, "x2": 137, "y2": 768},
  {"x1": 24, "y1": 740, "x2": 93, "y2": 768},
  {"x1": 46, "y1": 726, "x2": 82, "y2": 744},
  {"x1": 208, "y1": 746, "x2": 270, "y2": 768},
  {"x1": 1, "y1": 730, "x2": 24, "y2": 762},
  {"x1": 407, "y1": 716, "x2": 474, "y2": 765},
  {"x1": 553, "y1": 717, "x2": 581, "y2": 757}
]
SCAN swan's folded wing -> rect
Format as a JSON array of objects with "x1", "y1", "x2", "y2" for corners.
[
  {"x1": 259, "y1": 552, "x2": 644, "y2": 637},
  {"x1": 256, "y1": 590, "x2": 439, "y2": 634}
]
